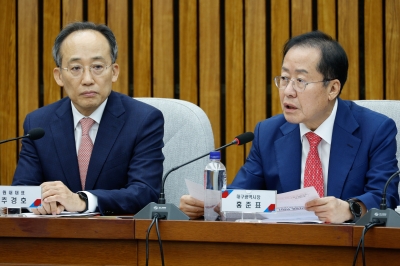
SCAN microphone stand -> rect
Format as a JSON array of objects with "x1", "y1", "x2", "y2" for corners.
[
  {"x1": 0, "y1": 136, "x2": 26, "y2": 145},
  {"x1": 0, "y1": 128, "x2": 45, "y2": 144},
  {"x1": 356, "y1": 170, "x2": 400, "y2": 227},
  {"x1": 134, "y1": 134, "x2": 252, "y2": 220},
  {"x1": 134, "y1": 141, "x2": 238, "y2": 220},
  {"x1": 157, "y1": 141, "x2": 236, "y2": 204}
]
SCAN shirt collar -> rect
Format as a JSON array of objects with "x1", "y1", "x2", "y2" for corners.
[
  {"x1": 72, "y1": 98, "x2": 108, "y2": 129},
  {"x1": 299, "y1": 98, "x2": 338, "y2": 144}
]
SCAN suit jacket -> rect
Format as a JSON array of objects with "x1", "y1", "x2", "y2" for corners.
[
  {"x1": 231, "y1": 98, "x2": 399, "y2": 209},
  {"x1": 12, "y1": 91, "x2": 164, "y2": 215}
]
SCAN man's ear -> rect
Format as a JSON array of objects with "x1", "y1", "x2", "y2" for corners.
[
  {"x1": 111, "y1": 64, "x2": 119, "y2": 83},
  {"x1": 53, "y1": 68, "x2": 64, "y2": 87},
  {"x1": 328, "y1": 79, "x2": 341, "y2": 100}
]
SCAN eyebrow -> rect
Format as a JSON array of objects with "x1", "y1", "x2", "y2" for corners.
[
  {"x1": 281, "y1": 66, "x2": 309, "y2": 74},
  {"x1": 67, "y1": 56, "x2": 106, "y2": 63}
]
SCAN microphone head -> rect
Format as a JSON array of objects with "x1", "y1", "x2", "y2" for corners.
[
  {"x1": 26, "y1": 128, "x2": 45, "y2": 140},
  {"x1": 234, "y1": 132, "x2": 254, "y2": 145}
]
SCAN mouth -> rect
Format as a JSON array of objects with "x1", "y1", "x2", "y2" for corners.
[
  {"x1": 80, "y1": 91, "x2": 98, "y2": 97},
  {"x1": 284, "y1": 103, "x2": 298, "y2": 110}
]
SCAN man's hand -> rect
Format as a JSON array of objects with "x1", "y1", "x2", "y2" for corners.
[
  {"x1": 40, "y1": 181, "x2": 86, "y2": 214},
  {"x1": 32, "y1": 200, "x2": 65, "y2": 215},
  {"x1": 179, "y1": 195, "x2": 204, "y2": 220},
  {"x1": 305, "y1": 196, "x2": 353, "y2": 223}
]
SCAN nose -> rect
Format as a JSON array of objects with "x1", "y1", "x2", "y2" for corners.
[
  {"x1": 287, "y1": 78, "x2": 297, "y2": 88},
  {"x1": 81, "y1": 66, "x2": 94, "y2": 84},
  {"x1": 283, "y1": 79, "x2": 297, "y2": 96}
]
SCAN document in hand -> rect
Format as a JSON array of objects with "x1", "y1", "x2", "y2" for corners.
[
  {"x1": 21, "y1": 212, "x2": 100, "y2": 218},
  {"x1": 185, "y1": 179, "x2": 321, "y2": 223},
  {"x1": 259, "y1": 187, "x2": 321, "y2": 223}
]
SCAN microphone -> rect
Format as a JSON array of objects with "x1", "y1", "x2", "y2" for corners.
[
  {"x1": 356, "y1": 170, "x2": 400, "y2": 227},
  {"x1": 0, "y1": 128, "x2": 45, "y2": 144},
  {"x1": 158, "y1": 131, "x2": 254, "y2": 204},
  {"x1": 134, "y1": 132, "x2": 255, "y2": 220}
]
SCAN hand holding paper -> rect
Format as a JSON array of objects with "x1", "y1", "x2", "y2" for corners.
[
  {"x1": 185, "y1": 179, "x2": 323, "y2": 223},
  {"x1": 304, "y1": 195, "x2": 353, "y2": 223},
  {"x1": 260, "y1": 187, "x2": 320, "y2": 223}
]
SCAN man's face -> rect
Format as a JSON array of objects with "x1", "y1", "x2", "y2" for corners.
[
  {"x1": 279, "y1": 46, "x2": 339, "y2": 131},
  {"x1": 53, "y1": 30, "x2": 119, "y2": 116}
]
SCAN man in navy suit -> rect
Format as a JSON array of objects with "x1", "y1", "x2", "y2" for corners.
[
  {"x1": 180, "y1": 31, "x2": 399, "y2": 223},
  {"x1": 12, "y1": 22, "x2": 164, "y2": 215}
]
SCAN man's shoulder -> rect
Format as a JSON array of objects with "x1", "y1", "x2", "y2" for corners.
[
  {"x1": 27, "y1": 97, "x2": 70, "y2": 118},
  {"x1": 342, "y1": 99, "x2": 393, "y2": 124},
  {"x1": 336, "y1": 99, "x2": 397, "y2": 138},
  {"x1": 254, "y1": 114, "x2": 297, "y2": 137},
  {"x1": 110, "y1": 91, "x2": 161, "y2": 113},
  {"x1": 257, "y1": 114, "x2": 288, "y2": 129}
]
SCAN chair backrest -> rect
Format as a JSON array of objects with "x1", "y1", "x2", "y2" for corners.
[
  {"x1": 353, "y1": 100, "x2": 400, "y2": 163},
  {"x1": 135, "y1": 97, "x2": 214, "y2": 207}
]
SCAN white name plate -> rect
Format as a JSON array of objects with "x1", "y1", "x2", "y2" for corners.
[
  {"x1": 0, "y1": 186, "x2": 42, "y2": 208},
  {"x1": 221, "y1": 189, "x2": 276, "y2": 212}
]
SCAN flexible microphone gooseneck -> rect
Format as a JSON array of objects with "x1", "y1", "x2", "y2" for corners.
[
  {"x1": 379, "y1": 170, "x2": 400, "y2": 210},
  {"x1": 353, "y1": 170, "x2": 400, "y2": 265},
  {"x1": 158, "y1": 132, "x2": 254, "y2": 204},
  {"x1": 134, "y1": 132, "x2": 254, "y2": 220},
  {"x1": 0, "y1": 128, "x2": 45, "y2": 144},
  {"x1": 356, "y1": 170, "x2": 400, "y2": 227}
]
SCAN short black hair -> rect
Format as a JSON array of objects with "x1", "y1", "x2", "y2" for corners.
[
  {"x1": 52, "y1": 21, "x2": 118, "y2": 67},
  {"x1": 283, "y1": 30, "x2": 348, "y2": 94}
]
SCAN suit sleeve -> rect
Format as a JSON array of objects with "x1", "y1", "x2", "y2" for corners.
[
  {"x1": 88, "y1": 108, "x2": 165, "y2": 215},
  {"x1": 12, "y1": 116, "x2": 44, "y2": 186},
  {"x1": 356, "y1": 117, "x2": 399, "y2": 209}
]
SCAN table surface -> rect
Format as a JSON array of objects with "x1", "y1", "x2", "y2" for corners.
[{"x1": 0, "y1": 216, "x2": 399, "y2": 265}]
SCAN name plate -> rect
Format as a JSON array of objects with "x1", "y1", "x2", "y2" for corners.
[
  {"x1": 0, "y1": 186, "x2": 42, "y2": 208},
  {"x1": 221, "y1": 189, "x2": 276, "y2": 212}
]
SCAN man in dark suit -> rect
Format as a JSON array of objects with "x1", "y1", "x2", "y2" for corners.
[
  {"x1": 12, "y1": 22, "x2": 164, "y2": 215},
  {"x1": 180, "y1": 31, "x2": 399, "y2": 223}
]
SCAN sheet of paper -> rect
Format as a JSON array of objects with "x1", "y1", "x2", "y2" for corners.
[
  {"x1": 18, "y1": 211, "x2": 100, "y2": 218},
  {"x1": 185, "y1": 179, "x2": 205, "y2": 201},
  {"x1": 259, "y1": 187, "x2": 320, "y2": 222},
  {"x1": 185, "y1": 179, "x2": 222, "y2": 209},
  {"x1": 276, "y1": 186, "x2": 320, "y2": 208}
]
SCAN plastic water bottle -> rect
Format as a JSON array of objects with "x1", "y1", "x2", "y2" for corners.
[{"x1": 204, "y1": 151, "x2": 226, "y2": 221}]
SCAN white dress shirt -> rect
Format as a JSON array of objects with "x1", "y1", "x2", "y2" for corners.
[
  {"x1": 71, "y1": 99, "x2": 108, "y2": 212},
  {"x1": 299, "y1": 99, "x2": 338, "y2": 197}
]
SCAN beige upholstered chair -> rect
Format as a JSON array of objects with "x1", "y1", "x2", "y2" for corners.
[
  {"x1": 136, "y1": 98, "x2": 214, "y2": 207},
  {"x1": 354, "y1": 100, "x2": 400, "y2": 196},
  {"x1": 353, "y1": 100, "x2": 400, "y2": 163}
]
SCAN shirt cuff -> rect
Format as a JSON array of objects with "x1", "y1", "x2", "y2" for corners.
[{"x1": 81, "y1": 191, "x2": 98, "y2": 213}]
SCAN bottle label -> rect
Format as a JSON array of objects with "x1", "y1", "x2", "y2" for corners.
[
  {"x1": 204, "y1": 169, "x2": 226, "y2": 221},
  {"x1": 204, "y1": 169, "x2": 225, "y2": 190}
]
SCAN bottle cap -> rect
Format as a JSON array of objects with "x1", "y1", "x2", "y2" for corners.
[{"x1": 209, "y1": 151, "x2": 221, "y2": 160}]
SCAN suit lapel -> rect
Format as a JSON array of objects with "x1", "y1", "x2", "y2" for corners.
[
  {"x1": 327, "y1": 99, "x2": 361, "y2": 197},
  {"x1": 275, "y1": 122, "x2": 302, "y2": 192},
  {"x1": 51, "y1": 99, "x2": 82, "y2": 192},
  {"x1": 85, "y1": 92, "x2": 126, "y2": 190}
]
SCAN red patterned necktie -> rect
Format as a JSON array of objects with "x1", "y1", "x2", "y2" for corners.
[
  {"x1": 304, "y1": 132, "x2": 324, "y2": 198},
  {"x1": 78, "y1": 118, "x2": 95, "y2": 190}
]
